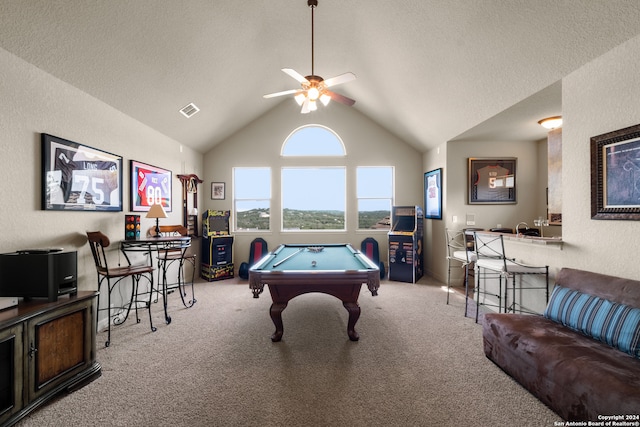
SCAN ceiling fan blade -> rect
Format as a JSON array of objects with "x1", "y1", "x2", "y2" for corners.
[
  {"x1": 282, "y1": 68, "x2": 310, "y2": 84},
  {"x1": 263, "y1": 89, "x2": 299, "y2": 99},
  {"x1": 325, "y1": 90, "x2": 356, "y2": 106},
  {"x1": 323, "y1": 72, "x2": 356, "y2": 87}
]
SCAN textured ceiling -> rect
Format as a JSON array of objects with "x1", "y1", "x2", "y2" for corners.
[{"x1": 1, "y1": 1, "x2": 640, "y2": 153}]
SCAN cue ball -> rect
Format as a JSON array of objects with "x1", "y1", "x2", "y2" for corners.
[{"x1": 311, "y1": 260, "x2": 317, "y2": 267}]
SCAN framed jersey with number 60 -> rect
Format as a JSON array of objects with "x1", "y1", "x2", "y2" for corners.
[
  {"x1": 130, "y1": 160, "x2": 172, "y2": 212},
  {"x1": 41, "y1": 133, "x2": 123, "y2": 211}
]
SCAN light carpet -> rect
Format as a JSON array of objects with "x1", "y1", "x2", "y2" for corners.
[{"x1": 16, "y1": 276, "x2": 562, "y2": 427}]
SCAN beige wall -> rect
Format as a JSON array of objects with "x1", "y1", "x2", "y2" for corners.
[
  {"x1": 557, "y1": 33, "x2": 640, "y2": 278},
  {"x1": 3, "y1": 28, "x2": 640, "y2": 315},
  {"x1": 501, "y1": 32, "x2": 640, "y2": 281},
  {"x1": 427, "y1": 32, "x2": 640, "y2": 285},
  {"x1": 427, "y1": 138, "x2": 548, "y2": 283},
  {"x1": 202, "y1": 100, "x2": 424, "y2": 266},
  {"x1": 0, "y1": 48, "x2": 203, "y2": 303}
]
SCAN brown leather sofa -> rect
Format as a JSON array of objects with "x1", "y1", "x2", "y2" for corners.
[{"x1": 482, "y1": 268, "x2": 640, "y2": 421}]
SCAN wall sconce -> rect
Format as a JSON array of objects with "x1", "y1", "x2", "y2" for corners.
[{"x1": 538, "y1": 116, "x2": 563, "y2": 130}]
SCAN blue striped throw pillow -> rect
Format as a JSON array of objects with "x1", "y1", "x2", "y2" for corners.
[{"x1": 544, "y1": 285, "x2": 640, "y2": 358}]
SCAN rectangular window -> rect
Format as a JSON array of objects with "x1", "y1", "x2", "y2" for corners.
[
  {"x1": 281, "y1": 167, "x2": 346, "y2": 231},
  {"x1": 233, "y1": 167, "x2": 271, "y2": 231},
  {"x1": 357, "y1": 166, "x2": 393, "y2": 230}
]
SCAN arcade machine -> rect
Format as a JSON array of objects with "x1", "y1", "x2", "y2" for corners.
[
  {"x1": 201, "y1": 210, "x2": 234, "y2": 281},
  {"x1": 388, "y1": 206, "x2": 423, "y2": 283}
]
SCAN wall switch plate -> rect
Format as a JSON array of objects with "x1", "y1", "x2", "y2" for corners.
[{"x1": 452, "y1": 215, "x2": 458, "y2": 223}]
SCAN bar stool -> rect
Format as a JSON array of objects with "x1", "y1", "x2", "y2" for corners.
[
  {"x1": 473, "y1": 231, "x2": 549, "y2": 322},
  {"x1": 152, "y1": 226, "x2": 197, "y2": 325},
  {"x1": 444, "y1": 228, "x2": 477, "y2": 315},
  {"x1": 86, "y1": 231, "x2": 156, "y2": 347}
]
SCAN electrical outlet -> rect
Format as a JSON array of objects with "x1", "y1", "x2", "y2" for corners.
[{"x1": 466, "y1": 213, "x2": 476, "y2": 226}]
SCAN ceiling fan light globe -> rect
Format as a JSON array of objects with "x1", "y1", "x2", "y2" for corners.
[
  {"x1": 294, "y1": 93, "x2": 306, "y2": 105},
  {"x1": 308, "y1": 87, "x2": 320, "y2": 101},
  {"x1": 320, "y1": 93, "x2": 331, "y2": 106},
  {"x1": 308, "y1": 100, "x2": 318, "y2": 111}
]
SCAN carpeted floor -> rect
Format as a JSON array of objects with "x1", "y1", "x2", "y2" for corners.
[{"x1": 16, "y1": 276, "x2": 562, "y2": 427}]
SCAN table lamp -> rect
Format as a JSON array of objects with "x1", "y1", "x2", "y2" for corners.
[{"x1": 146, "y1": 203, "x2": 167, "y2": 237}]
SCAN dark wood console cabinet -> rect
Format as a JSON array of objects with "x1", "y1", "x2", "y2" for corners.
[{"x1": 0, "y1": 292, "x2": 101, "y2": 427}]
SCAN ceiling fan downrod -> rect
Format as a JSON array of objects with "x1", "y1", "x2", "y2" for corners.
[
  {"x1": 308, "y1": 0, "x2": 317, "y2": 76},
  {"x1": 262, "y1": 0, "x2": 356, "y2": 112}
]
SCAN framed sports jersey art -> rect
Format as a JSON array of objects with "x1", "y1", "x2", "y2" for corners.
[
  {"x1": 41, "y1": 133, "x2": 123, "y2": 211},
  {"x1": 130, "y1": 160, "x2": 172, "y2": 212},
  {"x1": 424, "y1": 168, "x2": 442, "y2": 219},
  {"x1": 468, "y1": 158, "x2": 517, "y2": 204}
]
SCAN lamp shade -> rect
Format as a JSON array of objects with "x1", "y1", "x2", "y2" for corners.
[{"x1": 146, "y1": 203, "x2": 168, "y2": 219}]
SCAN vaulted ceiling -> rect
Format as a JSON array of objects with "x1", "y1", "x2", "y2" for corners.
[{"x1": 2, "y1": 1, "x2": 640, "y2": 153}]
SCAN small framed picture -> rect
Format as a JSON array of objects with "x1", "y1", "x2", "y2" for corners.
[{"x1": 211, "y1": 182, "x2": 225, "y2": 200}]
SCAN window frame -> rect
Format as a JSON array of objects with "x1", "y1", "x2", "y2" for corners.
[
  {"x1": 356, "y1": 166, "x2": 395, "y2": 231},
  {"x1": 280, "y1": 166, "x2": 347, "y2": 232},
  {"x1": 232, "y1": 167, "x2": 272, "y2": 232}
]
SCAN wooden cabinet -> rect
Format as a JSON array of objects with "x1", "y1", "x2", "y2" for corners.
[
  {"x1": 0, "y1": 325, "x2": 23, "y2": 425},
  {"x1": 0, "y1": 292, "x2": 101, "y2": 427}
]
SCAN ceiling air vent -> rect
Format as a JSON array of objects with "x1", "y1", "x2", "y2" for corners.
[{"x1": 179, "y1": 103, "x2": 200, "y2": 118}]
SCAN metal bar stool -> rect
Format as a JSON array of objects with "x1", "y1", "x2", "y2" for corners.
[
  {"x1": 444, "y1": 228, "x2": 477, "y2": 316},
  {"x1": 86, "y1": 231, "x2": 156, "y2": 347},
  {"x1": 152, "y1": 226, "x2": 197, "y2": 325},
  {"x1": 473, "y1": 231, "x2": 549, "y2": 323}
]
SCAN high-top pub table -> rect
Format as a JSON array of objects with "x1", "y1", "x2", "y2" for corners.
[
  {"x1": 249, "y1": 243, "x2": 380, "y2": 342},
  {"x1": 120, "y1": 235, "x2": 191, "y2": 324}
]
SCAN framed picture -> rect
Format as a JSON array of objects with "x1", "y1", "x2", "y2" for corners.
[
  {"x1": 424, "y1": 168, "x2": 442, "y2": 219},
  {"x1": 468, "y1": 158, "x2": 517, "y2": 204},
  {"x1": 130, "y1": 160, "x2": 172, "y2": 212},
  {"x1": 41, "y1": 133, "x2": 123, "y2": 211},
  {"x1": 591, "y1": 123, "x2": 640, "y2": 220},
  {"x1": 211, "y1": 182, "x2": 225, "y2": 200}
]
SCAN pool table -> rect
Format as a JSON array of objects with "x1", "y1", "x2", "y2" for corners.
[{"x1": 249, "y1": 243, "x2": 380, "y2": 342}]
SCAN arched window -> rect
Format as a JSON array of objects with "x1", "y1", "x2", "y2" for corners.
[
  {"x1": 281, "y1": 125, "x2": 346, "y2": 231},
  {"x1": 282, "y1": 125, "x2": 346, "y2": 156}
]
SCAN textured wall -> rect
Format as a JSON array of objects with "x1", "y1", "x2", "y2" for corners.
[
  {"x1": 490, "y1": 33, "x2": 640, "y2": 282},
  {"x1": 427, "y1": 34, "x2": 640, "y2": 287},
  {"x1": 202, "y1": 100, "x2": 424, "y2": 266},
  {"x1": 0, "y1": 48, "x2": 203, "y2": 297},
  {"x1": 559, "y1": 33, "x2": 640, "y2": 279}
]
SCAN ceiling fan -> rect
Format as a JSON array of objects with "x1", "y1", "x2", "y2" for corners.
[{"x1": 263, "y1": 0, "x2": 356, "y2": 114}]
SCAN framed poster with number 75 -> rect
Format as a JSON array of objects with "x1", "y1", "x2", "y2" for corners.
[
  {"x1": 130, "y1": 160, "x2": 172, "y2": 212},
  {"x1": 41, "y1": 133, "x2": 123, "y2": 211}
]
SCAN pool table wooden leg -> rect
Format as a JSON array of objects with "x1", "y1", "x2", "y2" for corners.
[
  {"x1": 269, "y1": 302, "x2": 287, "y2": 342},
  {"x1": 343, "y1": 301, "x2": 361, "y2": 341}
]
